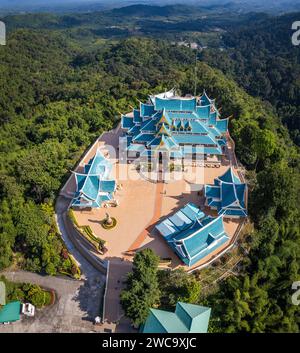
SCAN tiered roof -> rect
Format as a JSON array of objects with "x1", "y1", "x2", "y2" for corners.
[
  {"x1": 121, "y1": 89, "x2": 228, "y2": 157},
  {"x1": 204, "y1": 167, "x2": 247, "y2": 217},
  {"x1": 72, "y1": 149, "x2": 116, "y2": 208},
  {"x1": 142, "y1": 302, "x2": 211, "y2": 333},
  {"x1": 156, "y1": 203, "x2": 229, "y2": 267}
]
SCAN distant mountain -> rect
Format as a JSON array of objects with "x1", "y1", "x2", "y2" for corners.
[
  {"x1": 107, "y1": 4, "x2": 202, "y2": 17},
  {"x1": 0, "y1": 0, "x2": 300, "y2": 15},
  {"x1": 201, "y1": 11, "x2": 300, "y2": 145}
]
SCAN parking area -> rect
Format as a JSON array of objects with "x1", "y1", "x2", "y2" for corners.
[{"x1": 0, "y1": 271, "x2": 105, "y2": 333}]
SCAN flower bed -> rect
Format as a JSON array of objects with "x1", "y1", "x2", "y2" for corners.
[
  {"x1": 68, "y1": 209, "x2": 107, "y2": 254},
  {"x1": 101, "y1": 217, "x2": 117, "y2": 230}
]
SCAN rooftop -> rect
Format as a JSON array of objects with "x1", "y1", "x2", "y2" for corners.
[
  {"x1": 121, "y1": 89, "x2": 228, "y2": 158},
  {"x1": 205, "y1": 167, "x2": 247, "y2": 217},
  {"x1": 142, "y1": 302, "x2": 211, "y2": 333},
  {"x1": 0, "y1": 301, "x2": 21, "y2": 324},
  {"x1": 72, "y1": 149, "x2": 116, "y2": 208},
  {"x1": 156, "y1": 203, "x2": 230, "y2": 267}
]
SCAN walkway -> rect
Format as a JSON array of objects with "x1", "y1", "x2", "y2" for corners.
[
  {"x1": 103, "y1": 181, "x2": 164, "y2": 326},
  {"x1": 127, "y1": 181, "x2": 164, "y2": 253}
]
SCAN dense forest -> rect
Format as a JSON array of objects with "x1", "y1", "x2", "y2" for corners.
[
  {"x1": 0, "y1": 7, "x2": 299, "y2": 332},
  {"x1": 201, "y1": 12, "x2": 300, "y2": 145}
]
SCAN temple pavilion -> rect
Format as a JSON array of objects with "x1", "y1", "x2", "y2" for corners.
[
  {"x1": 141, "y1": 302, "x2": 211, "y2": 333},
  {"x1": 71, "y1": 149, "x2": 116, "y2": 208},
  {"x1": 155, "y1": 203, "x2": 229, "y2": 267},
  {"x1": 121, "y1": 89, "x2": 228, "y2": 164},
  {"x1": 204, "y1": 167, "x2": 247, "y2": 218}
]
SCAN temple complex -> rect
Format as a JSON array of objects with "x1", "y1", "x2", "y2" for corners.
[{"x1": 121, "y1": 89, "x2": 228, "y2": 167}]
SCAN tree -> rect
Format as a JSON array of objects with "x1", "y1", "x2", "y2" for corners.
[
  {"x1": 158, "y1": 268, "x2": 201, "y2": 309},
  {"x1": 236, "y1": 124, "x2": 259, "y2": 167},
  {"x1": 121, "y1": 249, "x2": 160, "y2": 327},
  {"x1": 27, "y1": 284, "x2": 51, "y2": 308},
  {"x1": 254, "y1": 129, "x2": 277, "y2": 169}
]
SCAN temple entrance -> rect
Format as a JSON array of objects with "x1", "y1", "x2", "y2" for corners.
[{"x1": 159, "y1": 152, "x2": 163, "y2": 164}]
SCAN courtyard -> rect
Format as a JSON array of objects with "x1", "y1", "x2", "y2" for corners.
[{"x1": 67, "y1": 125, "x2": 243, "y2": 271}]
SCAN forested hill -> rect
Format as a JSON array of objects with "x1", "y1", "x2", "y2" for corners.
[
  {"x1": 201, "y1": 12, "x2": 300, "y2": 145},
  {"x1": 0, "y1": 28, "x2": 299, "y2": 332},
  {"x1": 2, "y1": 4, "x2": 268, "y2": 35}
]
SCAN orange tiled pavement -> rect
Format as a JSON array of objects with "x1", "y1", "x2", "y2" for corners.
[{"x1": 126, "y1": 181, "x2": 164, "y2": 253}]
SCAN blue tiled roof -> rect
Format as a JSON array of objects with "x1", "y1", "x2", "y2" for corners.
[
  {"x1": 156, "y1": 203, "x2": 229, "y2": 266},
  {"x1": 190, "y1": 120, "x2": 210, "y2": 134},
  {"x1": 180, "y1": 216, "x2": 229, "y2": 265},
  {"x1": 168, "y1": 112, "x2": 199, "y2": 120},
  {"x1": 128, "y1": 124, "x2": 141, "y2": 135},
  {"x1": 100, "y1": 180, "x2": 116, "y2": 193},
  {"x1": 202, "y1": 146, "x2": 223, "y2": 155},
  {"x1": 221, "y1": 208, "x2": 247, "y2": 217},
  {"x1": 127, "y1": 143, "x2": 146, "y2": 152},
  {"x1": 179, "y1": 145, "x2": 222, "y2": 156},
  {"x1": 147, "y1": 134, "x2": 178, "y2": 150},
  {"x1": 156, "y1": 203, "x2": 204, "y2": 240},
  {"x1": 72, "y1": 150, "x2": 116, "y2": 208},
  {"x1": 173, "y1": 134, "x2": 217, "y2": 145},
  {"x1": 133, "y1": 109, "x2": 142, "y2": 124},
  {"x1": 140, "y1": 102, "x2": 155, "y2": 117},
  {"x1": 207, "y1": 198, "x2": 221, "y2": 208},
  {"x1": 133, "y1": 132, "x2": 155, "y2": 143},
  {"x1": 122, "y1": 90, "x2": 228, "y2": 158},
  {"x1": 155, "y1": 97, "x2": 196, "y2": 111},
  {"x1": 196, "y1": 105, "x2": 210, "y2": 119},
  {"x1": 204, "y1": 167, "x2": 247, "y2": 217},
  {"x1": 140, "y1": 118, "x2": 157, "y2": 133},
  {"x1": 121, "y1": 116, "x2": 134, "y2": 129},
  {"x1": 200, "y1": 91, "x2": 212, "y2": 106},
  {"x1": 218, "y1": 167, "x2": 241, "y2": 184},
  {"x1": 216, "y1": 119, "x2": 228, "y2": 133},
  {"x1": 208, "y1": 112, "x2": 217, "y2": 126},
  {"x1": 205, "y1": 185, "x2": 220, "y2": 199}
]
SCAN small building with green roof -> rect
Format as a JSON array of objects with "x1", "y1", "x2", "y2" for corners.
[
  {"x1": 141, "y1": 302, "x2": 211, "y2": 333},
  {"x1": 0, "y1": 301, "x2": 21, "y2": 324}
]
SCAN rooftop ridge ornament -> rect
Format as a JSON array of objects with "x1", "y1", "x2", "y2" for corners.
[{"x1": 157, "y1": 123, "x2": 171, "y2": 136}]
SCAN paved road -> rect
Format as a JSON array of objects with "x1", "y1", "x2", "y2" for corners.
[
  {"x1": 0, "y1": 270, "x2": 104, "y2": 333},
  {"x1": 0, "y1": 197, "x2": 107, "y2": 333},
  {"x1": 56, "y1": 196, "x2": 107, "y2": 275}
]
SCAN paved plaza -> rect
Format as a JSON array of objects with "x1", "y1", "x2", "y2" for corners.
[{"x1": 69, "y1": 126, "x2": 242, "y2": 271}]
